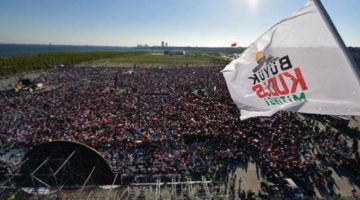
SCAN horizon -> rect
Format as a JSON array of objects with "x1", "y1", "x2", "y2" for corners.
[
  {"x1": 1, "y1": 0, "x2": 360, "y2": 47},
  {"x1": 0, "y1": 42, "x2": 245, "y2": 48},
  {"x1": 1, "y1": 42, "x2": 360, "y2": 49}
]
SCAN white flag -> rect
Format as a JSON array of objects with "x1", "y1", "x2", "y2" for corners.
[{"x1": 222, "y1": 0, "x2": 360, "y2": 120}]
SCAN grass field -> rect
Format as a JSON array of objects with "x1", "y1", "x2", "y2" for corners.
[
  {"x1": 0, "y1": 52, "x2": 230, "y2": 77},
  {"x1": 77, "y1": 53, "x2": 227, "y2": 67}
]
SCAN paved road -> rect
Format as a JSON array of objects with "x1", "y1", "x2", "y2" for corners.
[
  {"x1": 226, "y1": 162, "x2": 261, "y2": 199},
  {"x1": 236, "y1": 162, "x2": 261, "y2": 193}
]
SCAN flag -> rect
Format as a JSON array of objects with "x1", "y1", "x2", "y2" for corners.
[
  {"x1": 231, "y1": 43, "x2": 237, "y2": 48},
  {"x1": 222, "y1": 0, "x2": 360, "y2": 120}
]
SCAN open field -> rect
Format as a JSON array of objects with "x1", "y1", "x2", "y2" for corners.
[
  {"x1": 0, "y1": 52, "x2": 230, "y2": 77},
  {"x1": 0, "y1": 52, "x2": 127, "y2": 76},
  {"x1": 1, "y1": 47, "x2": 360, "y2": 77},
  {"x1": 77, "y1": 53, "x2": 227, "y2": 67}
]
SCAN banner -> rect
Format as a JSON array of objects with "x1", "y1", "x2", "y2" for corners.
[{"x1": 222, "y1": 0, "x2": 360, "y2": 120}]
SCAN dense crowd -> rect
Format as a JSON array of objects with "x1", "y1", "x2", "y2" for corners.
[{"x1": 0, "y1": 66, "x2": 359, "y2": 197}]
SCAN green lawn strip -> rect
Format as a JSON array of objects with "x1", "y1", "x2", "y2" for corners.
[
  {"x1": 0, "y1": 52, "x2": 145, "y2": 76},
  {"x1": 77, "y1": 54, "x2": 226, "y2": 67},
  {"x1": 0, "y1": 52, "x2": 231, "y2": 77}
]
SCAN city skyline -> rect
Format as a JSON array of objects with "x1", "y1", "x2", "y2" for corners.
[{"x1": 1, "y1": 0, "x2": 360, "y2": 47}]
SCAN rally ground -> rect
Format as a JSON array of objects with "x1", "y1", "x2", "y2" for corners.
[
  {"x1": 227, "y1": 115, "x2": 360, "y2": 199},
  {"x1": 224, "y1": 161, "x2": 359, "y2": 199},
  {"x1": 1, "y1": 61, "x2": 360, "y2": 199}
]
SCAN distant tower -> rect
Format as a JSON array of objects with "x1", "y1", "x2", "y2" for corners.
[
  {"x1": 161, "y1": 41, "x2": 165, "y2": 48},
  {"x1": 165, "y1": 42, "x2": 168, "y2": 47}
]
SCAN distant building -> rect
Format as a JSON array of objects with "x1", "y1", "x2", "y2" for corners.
[
  {"x1": 161, "y1": 41, "x2": 165, "y2": 48},
  {"x1": 165, "y1": 42, "x2": 168, "y2": 47},
  {"x1": 164, "y1": 50, "x2": 186, "y2": 56},
  {"x1": 137, "y1": 44, "x2": 148, "y2": 48}
]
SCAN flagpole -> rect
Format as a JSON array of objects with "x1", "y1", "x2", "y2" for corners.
[{"x1": 312, "y1": 0, "x2": 360, "y2": 78}]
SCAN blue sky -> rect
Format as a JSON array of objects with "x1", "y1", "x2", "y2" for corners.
[{"x1": 0, "y1": 0, "x2": 359, "y2": 47}]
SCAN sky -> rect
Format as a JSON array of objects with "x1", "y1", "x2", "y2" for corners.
[{"x1": 0, "y1": 0, "x2": 359, "y2": 47}]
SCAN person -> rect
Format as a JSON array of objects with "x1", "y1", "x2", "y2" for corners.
[
  {"x1": 352, "y1": 189, "x2": 359, "y2": 199},
  {"x1": 239, "y1": 177, "x2": 242, "y2": 190},
  {"x1": 247, "y1": 189, "x2": 255, "y2": 200},
  {"x1": 1, "y1": 66, "x2": 359, "y2": 198},
  {"x1": 239, "y1": 189, "x2": 246, "y2": 200}
]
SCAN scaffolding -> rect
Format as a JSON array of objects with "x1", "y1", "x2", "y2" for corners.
[
  {"x1": 171, "y1": 175, "x2": 177, "y2": 198},
  {"x1": 0, "y1": 141, "x2": 228, "y2": 199},
  {"x1": 155, "y1": 177, "x2": 161, "y2": 200},
  {"x1": 202, "y1": 176, "x2": 212, "y2": 198}
]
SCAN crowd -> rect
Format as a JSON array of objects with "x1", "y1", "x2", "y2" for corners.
[{"x1": 0, "y1": 66, "x2": 359, "y2": 197}]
